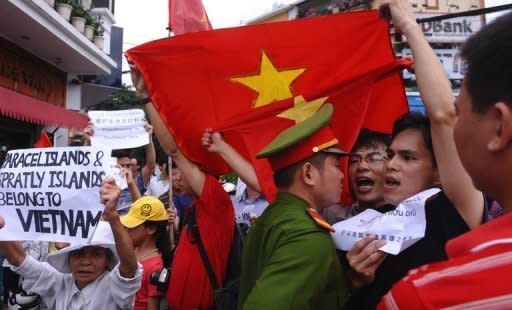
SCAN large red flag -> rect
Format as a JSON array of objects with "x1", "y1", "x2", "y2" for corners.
[
  {"x1": 169, "y1": 0, "x2": 212, "y2": 35},
  {"x1": 127, "y1": 11, "x2": 409, "y2": 202}
]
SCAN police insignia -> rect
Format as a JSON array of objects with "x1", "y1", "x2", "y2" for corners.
[{"x1": 306, "y1": 208, "x2": 335, "y2": 232}]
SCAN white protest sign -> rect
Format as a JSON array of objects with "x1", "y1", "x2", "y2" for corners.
[
  {"x1": 0, "y1": 147, "x2": 109, "y2": 243},
  {"x1": 331, "y1": 188, "x2": 441, "y2": 255},
  {"x1": 89, "y1": 109, "x2": 148, "y2": 150}
]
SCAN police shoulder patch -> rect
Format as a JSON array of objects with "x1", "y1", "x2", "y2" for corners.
[{"x1": 306, "y1": 208, "x2": 335, "y2": 232}]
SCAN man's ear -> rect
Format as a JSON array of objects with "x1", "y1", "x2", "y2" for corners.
[
  {"x1": 301, "y1": 162, "x2": 318, "y2": 186},
  {"x1": 488, "y1": 102, "x2": 512, "y2": 152}
]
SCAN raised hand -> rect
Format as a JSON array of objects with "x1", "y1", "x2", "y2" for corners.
[
  {"x1": 374, "y1": 0, "x2": 418, "y2": 35},
  {"x1": 99, "y1": 177, "x2": 121, "y2": 222},
  {"x1": 128, "y1": 59, "x2": 149, "y2": 98},
  {"x1": 144, "y1": 121, "x2": 154, "y2": 136},
  {"x1": 121, "y1": 166, "x2": 134, "y2": 187},
  {"x1": 83, "y1": 121, "x2": 94, "y2": 146},
  {"x1": 201, "y1": 128, "x2": 227, "y2": 153}
]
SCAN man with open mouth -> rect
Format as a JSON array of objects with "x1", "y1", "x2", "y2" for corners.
[
  {"x1": 324, "y1": 129, "x2": 392, "y2": 226},
  {"x1": 349, "y1": 129, "x2": 392, "y2": 215},
  {"x1": 346, "y1": 0, "x2": 488, "y2": 308}
]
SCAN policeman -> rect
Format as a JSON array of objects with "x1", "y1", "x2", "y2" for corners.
[{"x1": 238, "y1": 104, "x2": 350, "y2": 309}]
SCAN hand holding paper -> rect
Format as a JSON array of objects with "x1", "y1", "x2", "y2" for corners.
[
  {"x1": 100, "y1": 177, "x2": 121, "y2": 222},
  {"x1": 346, "y1": 235, "x2": 388, "y2": 289},
  {"x1": 144, "y1": 121, "x2": 153, "y2": 136},
  {"x1": 83, "y1": 121, "x2": 94, "y2": 146},
  {"x1": 0, "y1": 147, "x2": 108, "y2": 243},
  {"x1": 331, "y1": 188, "x2": 441, "y2": 255}
]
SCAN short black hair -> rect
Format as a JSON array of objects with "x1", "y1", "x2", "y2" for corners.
[
  {"x1": 392, "y1": 112, "x2": 436, "y2": 168},
  {"x1": 112, "y1": 149, "x2": 130, "y2": 159},
  {"x1": 461, "y1": 12, "x2": 512, "y2": 113},
  {"x1": 157, "y1": 152, "x2": 168, "y2": 166},
  {"x1": 157, "y1": 152, "x2": 169, "y2": 175},
  {"x1": 273, "y1": 153, "x2": 328, "y2": 188},
  {"x1": 351, "y1": 128, "x2": 390, "y2": 153}
]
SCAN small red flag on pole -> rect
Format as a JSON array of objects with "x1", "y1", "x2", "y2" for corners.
[
  {"x1": 34, "y1": 130, "x2": 52, "y2": 148},
  {"x1": 169, "y1": 0, "x2": 212, "y2": 35}
]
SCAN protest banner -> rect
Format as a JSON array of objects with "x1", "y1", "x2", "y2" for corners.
[
  {"x1": 89, "y1": 109, "x2": 148, "y2": 150},
  {"x1": 330, "y1": 188, "x2": 441, "y2": 255},
  {"x1": 0, "y1": 147, "x2": 109, "y2": 243}
]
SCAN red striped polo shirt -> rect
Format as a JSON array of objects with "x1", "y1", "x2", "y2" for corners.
[{"x1": 378, "y1": 212, "x2": 512, "y2": 310}]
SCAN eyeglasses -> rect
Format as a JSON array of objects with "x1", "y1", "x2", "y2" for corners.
[{"x1": 349, "y1": 152, "x2": 385, "y2": 165}]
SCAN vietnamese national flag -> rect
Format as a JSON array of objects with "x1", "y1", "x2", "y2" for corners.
[
  {"x1": 34, "y1": 130, "x2": 52, "y2": 148},
  {"x1": 127, "y1": 11, "x2": 409, "y2": 202},
  {"x1": 169, "y1": 0, "x2": 212, "y2": 35}
]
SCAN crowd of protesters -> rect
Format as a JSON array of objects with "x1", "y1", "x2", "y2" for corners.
[{"x1": 1, "y1": 0, "x2": 512, "y2": 308}]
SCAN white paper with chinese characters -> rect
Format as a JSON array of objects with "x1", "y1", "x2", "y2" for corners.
[
  {"x1": 330, "y1": 188, "x2": 441, "y2": 255},
  {"x1": 89, "y1": 109, "x2": 148, "y2": 150}
]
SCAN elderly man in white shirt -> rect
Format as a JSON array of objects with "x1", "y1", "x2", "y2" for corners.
[{"x1": 0, "y1": 177, "x2": 142, "y2": 310}]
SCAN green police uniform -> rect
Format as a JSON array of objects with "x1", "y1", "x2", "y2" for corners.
[
  {"x1": 238, "y1": 193, "x2": 349, "y2": 309},
  {"x1": 238, "y1": 104, "x2": 349, "y2": 309}
]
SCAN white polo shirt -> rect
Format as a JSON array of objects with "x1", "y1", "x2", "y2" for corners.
[{"x1": 13, "y1": 255, "x2": 142, "y2": 310}]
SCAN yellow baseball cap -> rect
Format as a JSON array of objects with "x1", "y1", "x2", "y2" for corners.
[{"x1": 120, "y1": 196, "x2": 169, "y2": 228}]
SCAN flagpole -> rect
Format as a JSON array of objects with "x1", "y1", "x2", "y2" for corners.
[
  {"x1": 416, "y1": 3, "x2": 512, "y2": 23},
  {"x1": 168, "y1": 156, "x2": 175, "y2": 248},
  {"x1": 344, "y1": 1, "x2": 512, "y2": 23}
]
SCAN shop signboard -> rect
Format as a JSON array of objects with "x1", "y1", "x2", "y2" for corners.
[{"x1": 416, "y1": 13, "x2": 483, "y2": 43}]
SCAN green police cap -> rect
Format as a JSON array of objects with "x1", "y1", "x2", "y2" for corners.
[{"x1": 257, "y1": 104, "x2": 348, "y2": 171}]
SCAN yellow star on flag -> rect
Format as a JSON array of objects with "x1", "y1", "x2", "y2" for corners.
[
  {"x1": 277, "y1": 96, "x2": 328, "y2": 124},
  {"x1": 231, "y1": 51, "x2": 306, "y2": 108}
]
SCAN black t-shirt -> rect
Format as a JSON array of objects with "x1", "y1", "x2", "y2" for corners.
[{"x1": 347, "y1": 191, "x2": 485, "y2": 309}]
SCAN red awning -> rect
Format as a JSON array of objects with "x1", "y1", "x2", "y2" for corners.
[{"x1": 0, "y1": 86, "x2": 88, "y2": 129}]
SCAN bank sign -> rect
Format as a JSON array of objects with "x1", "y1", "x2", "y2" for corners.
[{"x1": 417, "y1": 14, "x2": 483, "y2": 43}]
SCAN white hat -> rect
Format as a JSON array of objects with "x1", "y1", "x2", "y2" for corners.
[{"x1": 47, "y1": 221, "x2": 119, "y2": 274}]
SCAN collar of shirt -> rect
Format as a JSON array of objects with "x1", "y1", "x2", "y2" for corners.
[
  {"x1": 273, "y1": 192, "x2": 310, "y2": 209},
  {"x1": 446, "y1": 212, "x2": 512, "y2": 257},
  {"x1": 68, "y1": 271, "x2": 109, "y2": 308}
]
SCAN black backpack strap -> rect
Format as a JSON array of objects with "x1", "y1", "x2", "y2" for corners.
[{"x1": 188, "y1": 204, "x2": 219, "y2": 290}]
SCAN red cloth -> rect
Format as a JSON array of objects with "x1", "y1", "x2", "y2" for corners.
[
  {"x1": 126, "y1": 11, "x2": 409, "y2": 203},
  {"x1": 134, "y1": 254, "x2": 165, "y2": 310},
  {"x1": 34, "y1": 130, "x2": 52, "y2": 148},
  {"x1": 378, "y1": 212, "x2": 512, "y2": 309},
  {"x1": 169, "y1": 0, "x2": 212, "y2": 35},
  {"x1": 167, "y1": 176, "x2": 234, "y2": 310}
]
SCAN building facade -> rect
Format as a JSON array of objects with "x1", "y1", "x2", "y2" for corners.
[{"x1": 0, "y1": 0, "x2": 122, "y2": 153}]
